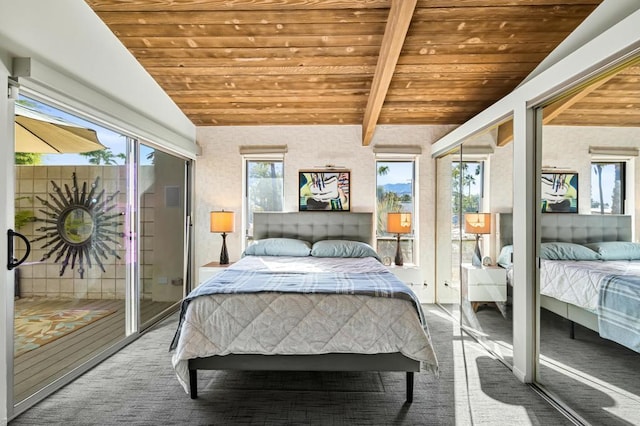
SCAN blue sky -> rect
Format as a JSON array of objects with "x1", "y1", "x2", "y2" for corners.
[
  {"x1": 590, "y1": 165, "x2": 616, "y2": 205},
  {"x1": 19, "y1": 96, "x2": 133, "y2": 165},
  {"x1": 377, "y1": 161, "x2": 413, "y2": 185}
]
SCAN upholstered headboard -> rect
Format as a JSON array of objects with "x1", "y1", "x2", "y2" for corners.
[
  {"x1": 496, "y1": 212, "x2": 632, "y2": 246},
  {"x1": 540, "y1": 213, "x2": 631, "y2": 244},
  {"x1": 253, "y1": 212, "x2": 374, "y2": 245}
]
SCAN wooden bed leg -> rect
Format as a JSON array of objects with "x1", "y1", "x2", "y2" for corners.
[
  {"x1": 406, "y1": 372, "x2": 414, "y2": 403},
  {"x1": 189, "y1": 369, "x2": 198, "y2": 399},
  {"x1": 570, "y1": 321, "x2": 575, "y2": 339}
]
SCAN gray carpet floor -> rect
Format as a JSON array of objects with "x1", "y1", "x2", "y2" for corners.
[
  {"x1": 9, "y1": 305, "x2": 571, "y2": 426},
  {"x1": 469, "y1": 303, "x2": 640, "y2": 426},
  {"x1": 538, "y1": 310, "x2": 640, "y2": 426}
]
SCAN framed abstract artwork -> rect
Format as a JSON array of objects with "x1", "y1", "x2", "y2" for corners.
[
  {"x1": 541, "y1": 172, "x2": 578, "y2": 213},
  {"x1": 298, "y1": 170, "x2": 350, "y2": 211}
]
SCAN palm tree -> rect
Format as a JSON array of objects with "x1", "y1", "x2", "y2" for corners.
[
  {"x1": 80, "y1": 148, "x2": 125, "y2": 165},
  {"x1": 593, "y1": 164, "x2": 605, "y2": 214},
  {"x1": 15, "y1": 152, "x2": 42, "y2": 165}
]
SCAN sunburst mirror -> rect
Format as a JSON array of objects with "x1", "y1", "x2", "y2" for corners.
[{"x1": 33, "y1": 172, "x2": 124, "y2": 278}]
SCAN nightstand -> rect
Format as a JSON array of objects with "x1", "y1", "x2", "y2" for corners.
[
  {"x1": 461, "y1": 263, "x2": 507, "y2": 312},
  {"x1": 198, "y1": 261, "x2": 234, "y2": 285},
  {"x1": 386, "y1": 264, "x2": 426, "y2": 303}
]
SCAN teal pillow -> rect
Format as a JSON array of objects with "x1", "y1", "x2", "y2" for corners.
[
  {"x1": 584, "y1": 241, "x2": 640, "y2": 260},
  {"x1": 243, "y1": 238, "x2": 311, "y2": 257},
  {"x1": 311, "y1": 240, "x2": 381, "y2": 261},
  {"x1": 539, "y1": 242, "x2": 600, "y2": 261}
]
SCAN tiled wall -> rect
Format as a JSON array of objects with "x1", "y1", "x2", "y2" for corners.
[{"x1": 15, "y1": 165, "x2": 130, "y2": 300}]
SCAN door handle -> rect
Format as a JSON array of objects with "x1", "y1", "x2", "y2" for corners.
[{"x1": 7, "y1": 229, "x2": 31, "y2": 270}]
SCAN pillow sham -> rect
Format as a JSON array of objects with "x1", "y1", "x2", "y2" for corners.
[
  {"x1": 311, "y1": 240, "x2": 381, "y2": 261},
  {"x1": 243, "y1": 238, "x2": 311, "y2": 257},
  {"x1": 497, "y1": 245, "x2": 513, "y2": 268},
  {"x1": 584, "y1": 241, "x2": 640, "y2": 260},
  {"x1": 539, "y1": 242, "x2": 600, "y2": 261}
]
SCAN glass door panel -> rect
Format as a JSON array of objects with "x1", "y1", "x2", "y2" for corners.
[
  {"x1": 457, "y1": 124, "x2": 514, "y2": 367},
  {"x1": 13, "y1": 96, "x2": 129, "y2": 405},
  {"x1": 535, "y1": 58, "x2": 640, "y2": 424},
  {"x1": 139, "y1": 144, "x2": 186, "y2": 327}
]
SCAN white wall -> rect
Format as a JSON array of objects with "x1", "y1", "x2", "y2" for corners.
[
  {"x1": 195, "y1": 124, "x2": 454, "y2": 302},
  {"x1": 0, "y1": 1, "x2": 196, "y2": 156}
]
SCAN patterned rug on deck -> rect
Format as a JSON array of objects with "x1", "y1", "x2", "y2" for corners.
[{"x1": 14, "y1": 307, "x2": 116, "y2": 357}]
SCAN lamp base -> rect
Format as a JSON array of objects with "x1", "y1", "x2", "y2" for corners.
[
  {"x1": 220, "y1": 233, "x2": 229, "y2": 265},
  {"x1": 471, "y1": 234, "x2": 482, "y2": 267},
  {"x1": 394, "y1": 233, "x2": 404, "y2": 266}
]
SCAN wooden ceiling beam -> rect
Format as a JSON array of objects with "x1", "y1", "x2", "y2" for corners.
[{"x1": 362, "y1": 0, "x2": 417, "y2": 146}]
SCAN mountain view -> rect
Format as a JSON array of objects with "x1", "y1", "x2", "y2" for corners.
[{"x1": 382, "y1": 182, "x2": 412, "y2": 195}]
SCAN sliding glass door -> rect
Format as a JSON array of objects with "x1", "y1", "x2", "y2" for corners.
[
  {"x1": 138, "y1": 144, "x2": 187, "y2": 328},
  {"x1": 12, "y1": 96, "x2": 129, "y2": 406},
  {"x1": 7, "y1": 94, "x2": 191, "y2": 416}
]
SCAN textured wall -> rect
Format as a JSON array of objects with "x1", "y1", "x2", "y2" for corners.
[{"x1": 195, "y1": 124, "x2": 454, "y2": 302}]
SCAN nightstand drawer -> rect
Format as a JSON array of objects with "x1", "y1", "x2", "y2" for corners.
[
  {"x1": 466, "y1": 269, "x2": 505, "y2": 285},
  {"x1": 461, "y1": 263, "x2": 507, "y2": 303},
  {"x1": 468, "y1": 284, "x2": 506, "y2": 302}
]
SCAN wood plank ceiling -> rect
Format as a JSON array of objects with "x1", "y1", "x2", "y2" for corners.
[{"x1": 86, "y1": 0, "x2": 607, "y2": 145}]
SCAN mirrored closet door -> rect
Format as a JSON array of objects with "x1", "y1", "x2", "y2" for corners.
[{"x1": 535, "y1": 56, "x2": 640, "y2": 425}]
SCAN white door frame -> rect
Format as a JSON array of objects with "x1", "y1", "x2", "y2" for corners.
[{"x1": 1, "y1": 67, "x2": 17, "y2": 425}]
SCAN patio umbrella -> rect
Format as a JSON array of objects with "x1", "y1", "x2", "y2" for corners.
[{"x1": 15, "y1": 104, "x2": 106, "y2": 153}]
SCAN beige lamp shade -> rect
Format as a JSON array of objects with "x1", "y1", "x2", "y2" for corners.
[
  {"x1": 210, "y1": 211, "x2": 235, "y2": 233},
  {"x1": 387, "y1": 212, "x2": 412, "y2": 234},
  {"x1": 464, "y1": 213, "x2": 491, "y2": 235}
]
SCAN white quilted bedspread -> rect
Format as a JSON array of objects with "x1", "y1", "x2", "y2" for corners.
[
  {"x1": 171, "y1": 256, "x2": 438, "y2": 392},
  {"x1": 540, "y1": 259, "x2": 640, "y2": 311}
]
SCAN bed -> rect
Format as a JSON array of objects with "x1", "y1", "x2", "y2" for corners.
[
  {"x1": 170, "y1": 212, "x2": 438, "y2": 402},
  {"x1": 497, "y1": 213, "x2": 640, "y2": 352}
]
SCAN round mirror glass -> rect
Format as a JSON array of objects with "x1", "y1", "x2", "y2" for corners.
[{"x1": 60, "y1": 207, "x2": 94, "y2": 245}]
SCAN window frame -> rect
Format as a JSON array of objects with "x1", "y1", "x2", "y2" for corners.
[
  {"x1": 590, "y1": 160, "x2": 627, "y2": 215},
  {"x1": 375, "y1": 156, "x2": 418, "y2": 266},
  {"x1": 242, "y1": 154, "x2": 285, "y2": 250}
]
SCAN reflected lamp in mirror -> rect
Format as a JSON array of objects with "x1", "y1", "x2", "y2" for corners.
[
  {"x1": 464, "y1": 213, "x2": 491, "y2": 267},
  {"x1": 387, "y1": 212, "x2": 412, "y2": 266},
  {"x1": 210, "y1": 210, "x2": 235, "y2": 264}
]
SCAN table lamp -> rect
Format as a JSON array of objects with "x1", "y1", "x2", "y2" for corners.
[
  {"x1": 387, "y1": 212, "x2": 412, "y2": 266},
  {"x1": 464, "y1": 212, "x2": 491, "y2": 267},
  {"x1": 210, "y1": 210, "x2": 235, "y2": 264}
]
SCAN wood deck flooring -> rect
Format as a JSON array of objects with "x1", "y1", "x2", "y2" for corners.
[{"x1": 13, "y1": 297, "x2": 175, "y2": 403}]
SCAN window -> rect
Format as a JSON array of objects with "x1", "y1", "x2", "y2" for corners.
[
  {"x1": 591, "y1": 162, "x2": 625, "y2": 214},
  {"x1": 452, "y1": 160, "x2": 484, "y2": 230},
  {"x1": 452, "y1": 160, "x2": 485, "y2": 264},
  {"x1": 376, "y1": 160, "x2": 415, "y2": 265},
  {"x1": 245, "y1": 159, "x2": 284, "y2": 241}
]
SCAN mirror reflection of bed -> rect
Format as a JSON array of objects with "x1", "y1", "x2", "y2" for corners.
[{"x1": 494, "y1": 213, "x2": 640, "y2": 406}]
